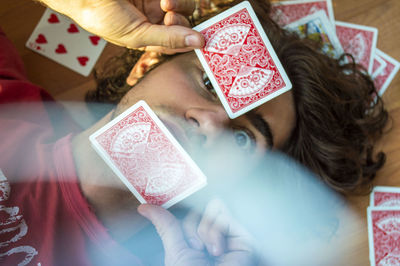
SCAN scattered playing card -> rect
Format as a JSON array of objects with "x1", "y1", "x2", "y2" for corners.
[
  {"x1": 372, "y1": 53, "x2": 387, "y2": 79},
  {"x1": 193, "y1": 1, "x2": 292, "y2": 119},
  {"x1": 335, "y1": 21, "x2": 378, "y2": 74},
  {"x1": 285, "y1": 10, "x2": 344, "y2": 59},
  {"x1": 367, "y1": 207, "x2": 400, "y2": 266},
  {"x1": 26, "y1": 8, "x2": 107, "y2": 76},
  {"x1": 370, "y1": 186, "x2": 400, "y2": 207},
  {"x1": 373, "y1": 49, "x2": 400, "y2": 96},
  {"x1": 89, "y1": 100, "x2": 207, "y2": 208},
  {"x1": 271, "y1": 0, "x2": 335, "y2": 27}
]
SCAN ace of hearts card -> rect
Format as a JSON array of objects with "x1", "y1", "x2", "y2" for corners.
[
  {"x1": 89, "y1": 100, "x2": 207, "y2": 208},
  {"x1": 26, "y1": 8, "x2": 107, "y2": 76},
  {"x1": 193, "y1": 1, "x2": 292, "y2": 119}
]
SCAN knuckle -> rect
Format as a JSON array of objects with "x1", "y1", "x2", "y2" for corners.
[{"x1": 162, "y1": 30, "x2": 181, "y2": 49}]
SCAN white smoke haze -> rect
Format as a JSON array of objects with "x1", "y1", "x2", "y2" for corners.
[{"x1": 0, "y1": 102, "x2": 361, "y2": 265}]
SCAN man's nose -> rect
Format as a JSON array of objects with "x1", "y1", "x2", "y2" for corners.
[{"x1": 184, "y1": 106, "x2": 229, "y2": 147}]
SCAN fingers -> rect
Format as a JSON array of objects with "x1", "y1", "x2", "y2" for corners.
[
  {"x1": 138, "y1": 204, "x2": 189, "y2": 255},
  {"x1": 129, "y1": 22, "x2": 204, "y2": 50},
  {"x1": 182, "y1": 210, "x2": 205, "y2": 250},
  {"x1": 160, "y1": 0, "x2": 196, "y2": 16},
  {"x1": 144, "y1": 46, "x2": 196, "y2": 54},
  {"x1": 164, "y1": 12, "x2": 191, "y2": 27},
  {"x1": 197, "y1": 199, "x2": 229, "y2": 257}
]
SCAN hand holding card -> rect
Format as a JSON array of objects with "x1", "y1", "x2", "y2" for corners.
[
  {"x1": 193, "y1": 1, "x2": 292, "y2": 119},
  {"x1": 39, "y1": 0, "x2": 203, "y2": 52}
]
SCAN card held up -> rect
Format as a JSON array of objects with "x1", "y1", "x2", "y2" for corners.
[
  {"x1": 89, "y1": 100, "x2": 207, "y2": 208},
  {"x1": 193, "y1": 1, "x2": 292, "y2": 119}
]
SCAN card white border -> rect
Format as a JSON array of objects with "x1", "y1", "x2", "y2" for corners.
[
  {"x1": 193, "y1": 1, "x2": 292, "y2": 119},
  {"x1": 285, "y1": 10, "x2": 344, "y2": 57},
  {"x1": 370, "y1": 186, "x2": 400, "y2": 207},
  {"x1": 375, "y1": 49, "x2": 400, "y2": 96},
  {"x1": 367, "y1": 206, "x2": 376, "y2": 266},
  {"x1": 335, "y1": 21, "x2": 378, "y2": 74},
  {"x1": 89, "y1": 100, "x2": 207, "y2": 209},
  {"x1": 372, "y1": 53, "x2": 387, "y2": 79},
  {"x1": 271, "y1": 0, "x2": 335, "y2": 27}
]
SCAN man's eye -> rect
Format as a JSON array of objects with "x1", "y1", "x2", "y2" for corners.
[
  {"x1": 233, "y1": 128, "x2": 256, "y2": 152},
  {"x1": 202, "y1": 72, "x2": 218, "y2": 99}
]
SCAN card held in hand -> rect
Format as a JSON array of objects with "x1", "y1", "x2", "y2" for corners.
[
  {"x1": 193, "y1": 1, "x2": 292, "y2": 119},
  {"x1": 89, "y1": 101, "x2": 207, "y2": 208}
]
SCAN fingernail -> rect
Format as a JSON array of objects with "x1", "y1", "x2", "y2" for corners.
[
  {"x1": 188, "y1": 238, "x2": 203, "y2": 250},
  {"x1": 160, "y1": 0, "x2": 171, "y2": 10},
  {"x1": 185, "y1": 35, "x2": 201, "y2": 47}
]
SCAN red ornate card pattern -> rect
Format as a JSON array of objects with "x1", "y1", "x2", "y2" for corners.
[
  {"x1": 373, "y1": 192, "x2": 400, "y2": 207},
  {"x1": 200, "y1": 8, "x2": 286, "y2": 114},
  {"x1": 368, "y1": 209, "x2": 400, "y2": 266},
  {"x1": 91, "y1": 102, "x2": 206, "y2": 208},
  {"x1": 335, "y1": 22, "x2": 377, "y2": 74},
  {"x1": 271, "y1": 0, "x2": 333, "y2": 27},
  {"x1": 373, "y1": 50, "x2": 400, "y2": 96}
]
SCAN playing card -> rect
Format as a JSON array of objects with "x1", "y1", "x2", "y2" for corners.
[
  {"x1": 26, "y1": 8, "x2": 107, "y2": 76},
  {"x1": 372, "y1": 53, "x2": 387, "y2": 79},
  {"x1": 89, "y1": 101, "x2": 207, "y2": 208},
  {"x1": 370, "y1": 186, "x2": 400, "y2": 207},
  {"x1": 335, "y1": 21, "x2": 378, "y2": 74},
  {"x1": 285, "y1": 10, "x2": 344, "y2": 59},
  {"x1": 271, "y1": 0, "x2": 335, "y2": 27},
  {"x1": 193, "y1": 1, "x2": 292, "y2": 119},
  {"x1": 367, "y1": 207, "x2": 400, "y2": 266},
  {"x1": 373, "y1": 49, "x2": 400, "y2": 96}
]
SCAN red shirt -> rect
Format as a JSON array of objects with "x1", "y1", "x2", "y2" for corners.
[{"x1": 0, "y1": 28, "x2": 142, "y2": 265}]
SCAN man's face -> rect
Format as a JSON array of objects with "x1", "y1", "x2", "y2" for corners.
[{"x1": 115, "y1": 52, "x2": 296, "y2": 159}]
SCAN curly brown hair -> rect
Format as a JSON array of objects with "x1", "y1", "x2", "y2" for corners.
[{"x1": 86, "y1": 0, "x2": 388, "y2": 194}]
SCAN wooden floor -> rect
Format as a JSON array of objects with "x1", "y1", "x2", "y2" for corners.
[{"x1": 1, "y1": 0, "x2": 400, "y2": 264}]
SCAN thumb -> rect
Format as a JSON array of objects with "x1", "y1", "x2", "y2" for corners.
[
  {"x1": 130, "y1": 23, "x2": 204, "y2": 49},
  {"x1": 138, "y1": 204, "x2": 189, "y2": 255}
]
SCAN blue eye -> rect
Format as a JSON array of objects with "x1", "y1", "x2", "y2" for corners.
[{"x1": 233, "y1": 129, "x2": 255, "y2": 151}]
